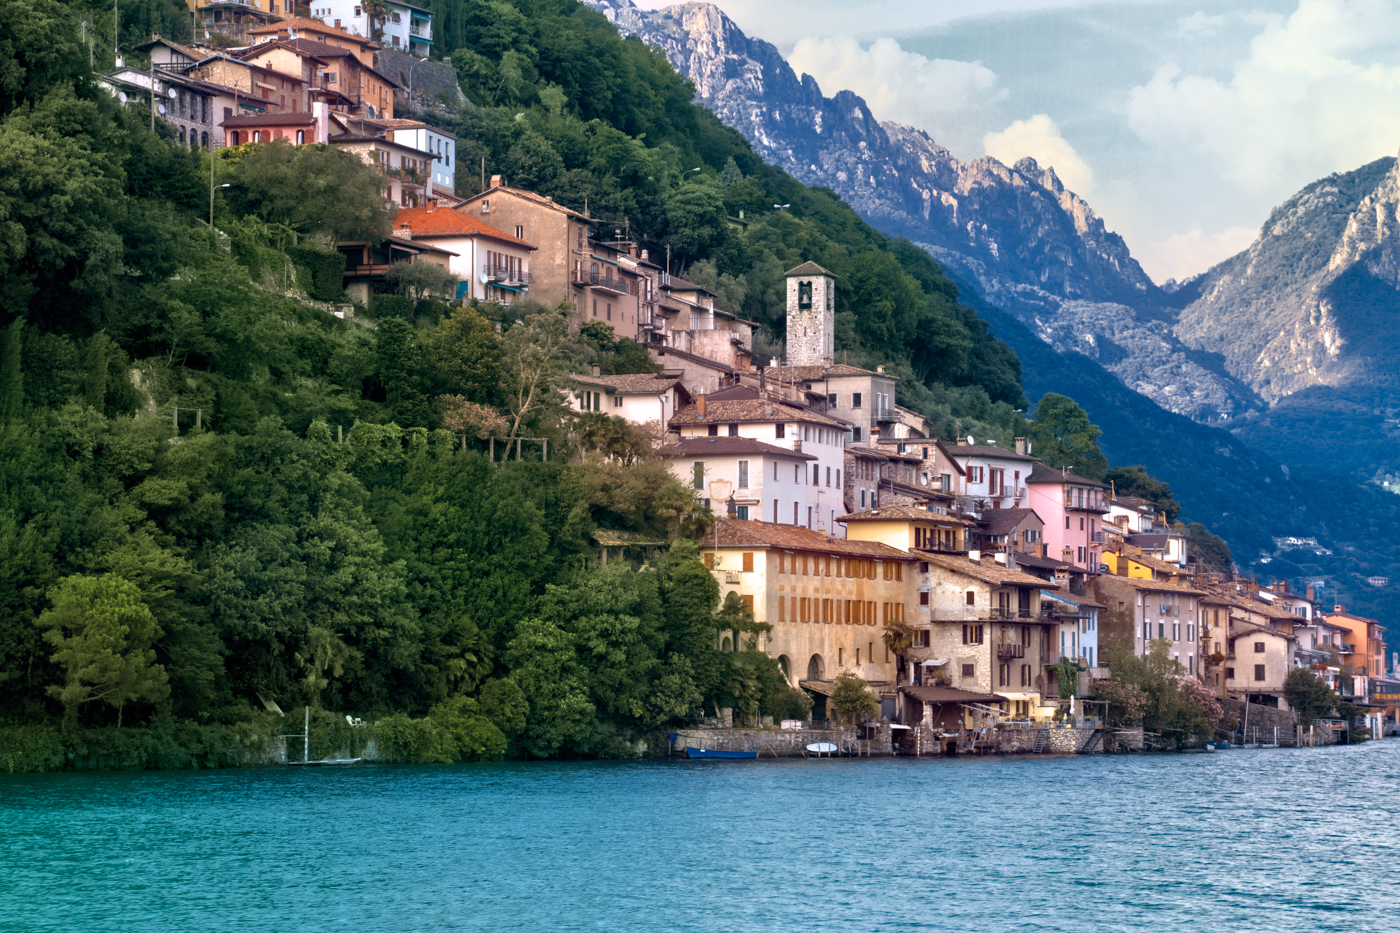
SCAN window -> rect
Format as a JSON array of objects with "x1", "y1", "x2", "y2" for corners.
[
  {"x1": 612, "y1": 396, "x2": 622, "y2": 408},
  {"x1": 692, "y1": 462, "x2": 704, "y2": 490},
  {"x1": 736, "y1": 506, "x2": 749, "y2": 520},
  {"x1": 962, "y1": 624, "x2": 984, "y2": 644},
  {"x1": 798, "y1": 280, "x2": 812, "y2": 309},
  {"x1": 825, "y1": 467, "x2": 831, "y2": 487},
  {"x1": 812, "y1": 465, "x2": 820, "y2": 485},
  {"x1": 1065, "y1": 516, "x2": 1071, "y2": 530},
  {"x1": 778, "y1": 596, "x2": 786, "y2": 621},
  {"x1": 836, "y1": 470, "x2": 841, "y2": 487},
  {"x1": 728, "y1": 424, "x2": 739, "y2": 437},
  {"x1": 859, "y1": 488, "x2": 866, "y2": 508},
  {"x1": 515, "y1": 225, "x2": 523, "y2": 239},
  {"x1": 296, "y1": 129, "x2": 305, "y2": 145},
  {"x1": 776, "y1": 423, "x2": 785, "y2": 439},
  {"x1": 1254, "y1": 664, "x2": 1266, "y2": 681},
  {"x1": 707, "y1": 424, "x2": 719, "y2": 437},
  {"x1": 826, "y1": 393, "x2": 837, "y2": 409},
  {"x1": 965, "y1": 590, "x2": 975, "y2": 607},
  {"x1": 1254, "y1": 641, "x2": 1265, "y2": 653},
  {"x1": 999, "y1": 663, "x2": 1010, "y2": 687},
  {"x1": 962, "y1": 663, "x2": 975, "y2": 678},
  {"x1": 1173, "y1": 623, "x2": 1180, "y2": 641},
  {"x1": 1158, "y1": 622, "x2": 1165, "y2": 639},
  {"x1": 852, "y1": 393, "x2": 862, "y2": 409},
  {"x1": 773, "y1": 462, "x2": 780, "y2": 481},
  {"x1": 738, "y1": 460, "x2": 749, "y2": 488},
  {"x1": 919, "y1": 590, "x2": 929, "y2": 607},
  {"x1": 742, "y1": 552, "x2": 753, "y2": 572},
  {"x1": 852, "y1": 427, "x2": 862, "y2": 443},
  {"x1": 1226, "y1": 667, "x2": 1235, "y2": 680}
]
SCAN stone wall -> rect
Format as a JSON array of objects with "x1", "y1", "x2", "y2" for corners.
[
  {"x1": 996, "y1": 724, "x2": 1100, "y2": 754},
  {"x1": 673, "y1": 725, "x2": 892, "y2": 757},
  {"x1": 381, "y1": 49, "x2": 470, "y2": 114}
]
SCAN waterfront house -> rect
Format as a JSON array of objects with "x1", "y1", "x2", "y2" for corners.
[
  {"x1": 1326, "y1": 606, "x2": 1388, "y2": 700},
  {"x1": 911, "y1": 551, "x2": 1058, "y2": 718},
  {"x1": 1091, "y1": 574, "x2": 1207, "y2": 672},
  {"x1": 1223, "y1": 623, "x2": 1297, "y2": 710},
  {"x1": 700, "y1": 518, "x2": 918, "y2": 689},
  {"x1": 840, "y1": 504, "x2": 976, "y2": 557},
  {"x1": 1041, "y1": 589, "x2": 1103, "y2": 671}
]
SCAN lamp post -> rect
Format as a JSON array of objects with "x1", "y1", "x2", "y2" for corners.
[{"x1": 407, "y1": 56, "x2": 429, "y2": 103}]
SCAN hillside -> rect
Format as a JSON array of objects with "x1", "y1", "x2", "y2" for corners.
[{"x1": 584, "y1": 0, "x2": 1263, "y2": 424}]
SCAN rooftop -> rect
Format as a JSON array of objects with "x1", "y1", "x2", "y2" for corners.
[
  {"x1": 569, "y1": 372, "x2": 683, "y2": 394},
  {"x1": 767, "y1": 363, "x2": 880, "y2": 381},
  {"x1": 915, "y1": 551, "x2": 1056, "y2": 588},
  {"x1": 463, "y1": 183, "x2": 590, "y2": 221},
  {"x1": 708, "y1": 518, "x2": 915, "y2": 560},
  {"x1": 220, "y1": 112, "x2": 317, "y2": 127},
  {"x1": 1094, "y1": 575, "x2": 1207, "y2": 596},
  {"x1": 839, "y1": 505, "x2": 976, "y2": 526},
  {"x1": 394, "y1": 205, "x2": 535, "y2": 248},
  {"x1": 949, "y1": 443, "x2": 1040, "y2": 463},
  {"x1": 657, "y1": 436, "x2": 817, "y2": 461},
  {"x1": 785, "y1": 261, "x2": 835, "y2": 278},
  {"x1": 1012, "y1": 550, "x2": 1070, "y2": 572},
  {"x1": 1026, "y1": 464, "x2": 1109, "y2": 488},
  {"x1": 900, "y1": 685, "x2": 1008, "y2": 705},
  {"x1": 980, "y1": 508, "x2": 1044, "y2": 536},
  {"x1": 670, "y1": 397, "x2": 846, "y2": 429}
]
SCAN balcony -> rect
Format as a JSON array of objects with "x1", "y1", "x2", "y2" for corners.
[
  {"x1": 1090, "y1": 530, "x2": 1105, "y2": 543},
  {"x1": 874, "y1": 406, "x2": 901, "y2": 423},
  {"x1": 1067, "y1": 498, "x2": 1110, "y2": 514},
  {"x1": 486, "y1": 264, "x2": 532, "y2": 285},
  {"x1": 587, "y1": 269, "x2": 628, "y2": 293},
  {"x1": 996, "y1": 643, "x2": 1026, "y2": 660}
]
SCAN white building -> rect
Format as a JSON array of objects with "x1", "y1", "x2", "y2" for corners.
[
  {"x1": 378, "y1": 118, "x2": 455, "y2": 194},
  {"x1": 392, "y1": 203, "x2": 535, "y2": 303},
  {"x1": 569, "y1": 371, "x2": 690, "y2": 428},
  {"x1": 661, "y1": 437, "x2": 817, "y2": 523},
  {"x1": 947, "y1": 438, "x2": 1039, "y2": 513},
  {"x1": 311, "y1": 0, "x2": 432, "y2": 55},
  {"x1": 1042, "y1": 589, "x2": 1102, "y2": 670},
  {"x1": 668, "y1": 386, "x2": 849, "y2": 535}
]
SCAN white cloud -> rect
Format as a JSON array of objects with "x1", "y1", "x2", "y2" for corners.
[
  {"x1": 983, "y1": 114, "x2": 1097, "y2": 195},
  {"x1": 1138, "y1": 225, "x2": 1259, "y2": 283},
  {"x1": 1128, "y1": 0, "x2": 1400, "y2": 197},
  {"x1": 1176, "y1": 11, "x2": 1229, "y2": 36},
  {"x1": 787, "y1": 36, "x2": 1003, "y2": 129}
]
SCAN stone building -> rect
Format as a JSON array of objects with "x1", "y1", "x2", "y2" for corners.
[{"x1": 784, "y1": 261, "x2": 834, "y2": 366}]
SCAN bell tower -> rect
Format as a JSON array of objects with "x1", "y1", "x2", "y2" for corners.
[{"x1": 784, "y1": 261, "x2": 835, "y2": 366}]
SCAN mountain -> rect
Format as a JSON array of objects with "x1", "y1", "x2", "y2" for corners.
[
  {"x1": 583, "y1": 0, "x2": 1400, "y2": 630},
  {"x1": 585, "y1": 0, "x2": 1263, "y2": 424},
  {"x1": 1174, "y1": 156, "x2": 1400, "y2": 482}
]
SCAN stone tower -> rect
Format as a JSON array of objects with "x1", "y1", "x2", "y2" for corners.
[{"x1": 785, "y1": 261, "x2": 835, "y2": 366}]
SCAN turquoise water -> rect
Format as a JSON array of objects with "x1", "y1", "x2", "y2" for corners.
[{"x1": 3, "y1": 743, "x2": 1398, "y2": 932}]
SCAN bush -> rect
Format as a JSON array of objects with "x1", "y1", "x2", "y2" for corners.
[
  {"x1": 286, "y1": 245, "x2": 347, "y2": 302},
  {"x1": 371, "y1": 294, "x2": 415, "y2": 320}
]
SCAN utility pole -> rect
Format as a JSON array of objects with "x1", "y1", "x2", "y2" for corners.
[{"x1": 150, "y1": 55, "x2": 155, "y2": 134}]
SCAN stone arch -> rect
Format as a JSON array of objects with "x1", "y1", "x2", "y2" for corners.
[
  {"x1": 777, "y1": 655, "x2": 791, "y2": 681},
  {"x1": 807, "y1": 653, "x2": 824, "y2": 681},
  {"x1": 720, "y1": 634, "x2": 732, "y2": 653}
]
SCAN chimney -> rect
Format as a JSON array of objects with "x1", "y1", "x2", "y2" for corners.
[
  {"x1": 968, "y1": 549, "x2": 981, "y2": 562},
  {"x1": 490, "y1": 174, "x2": 504, "y2": 188},
  {"x1": 1006, "y1": 551, "x2": 1017, "y2": 571},
  {"x1": 697, "y1": 391, "x2": 706, "y2": 417},
  {"x1": 994, "y1": 553, "x2": 1007, "y2": 565},
  {"x1": 1014, "y1": 437, "x2": 1026, "y2": 456},
  {"x1": 1306, "y1": 584, "x2": 1315, "y2": 601},
  {"x1": 426, "y1": 199, "x2": 437, "y2": 212},
  {"x1": 876, "y1": 365, "x2": 885, "y2": 374},
  {"x1": 314, "y1": 100, "x2": 329, "y2": 144},
  {"x1": 591, "y1": 364, "x2": 601, "y2": 377},
  {"x1": 641, "y1": 248, "x2": 649, "y2": 261}
]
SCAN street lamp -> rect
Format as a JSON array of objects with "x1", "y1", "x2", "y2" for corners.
[{"x1": 407, "y1": 56, "x2": 430, "y2": 101}]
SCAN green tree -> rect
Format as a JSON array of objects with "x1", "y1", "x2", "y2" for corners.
[
  {"x1": 376, "y1": 318, "x2": 432, "y2": 427},
  {"x1": 231, "y1": 142, "x2": 392, "y2": 241},
  {"x1": 829, "y1": 671, "x2": 879, "y2": 724},
  {"x1": 1186, "y1": 522, "x2": 1233, "y2": 573},
  {"x1": 1104, "y1": 465, "x2": 1182, "y2": 523},
  {"x1": 1027, "y1": 392, "x2": 1108, "y2": 480},
  {"x1": 383, "y1": 260, "x2": 460, "y2": 302},
  {"x1": 1284, "y1": 667, "x2": 1337, "y2": 726},
  {"x1": 428, "y1": 305, "x2": 500, "y2": 401},
  {"x1": 498, "y1": 303, "x2": 583, "y2": 441},
  {"x1": 38, "y1": 573, "x2": 169, "y2": 726}
]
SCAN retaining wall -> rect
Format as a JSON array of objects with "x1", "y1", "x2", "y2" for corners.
[{"x1": 673, "y1": 725, "x2": 892, "y2": 757}]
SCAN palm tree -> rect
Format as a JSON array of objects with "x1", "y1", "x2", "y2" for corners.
[
  {"x1": 882, "y1": 618, "x2": 916, "y2": 683},
  {"x1": 358, "y1": 0, "x2": 389, "y2": 41}
]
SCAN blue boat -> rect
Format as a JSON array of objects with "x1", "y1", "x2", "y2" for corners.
[{"x1": 685, "y1": 747, "x2": 757, "y2": 759}]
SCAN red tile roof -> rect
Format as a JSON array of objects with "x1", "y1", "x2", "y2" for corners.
[
  {"x1": 670, "y1": 397, "x2": 846, "y2": 429},
  {"x1": 658, "y1": 437, "x2": 816, "y2": 461},
  {"x1": 221, "y1": 112, "x2": 317, "y2": 127},
  {"x1": 249, "y1": 18, "x2": 376, "y2": 47},
  {"x1": 393, "y1": 206, "x2": 536, "y2": 249}
]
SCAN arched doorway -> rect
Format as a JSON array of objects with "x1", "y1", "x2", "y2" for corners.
[
  {"x1": 777, "y1": 655, "x2": 791, "y2": 682},
  {"x1": 720, "y1": 635, "x2": 732, "y2": 653},
  {"x1": 807, "y1": 654, "x2": 824, "y2": 681}
]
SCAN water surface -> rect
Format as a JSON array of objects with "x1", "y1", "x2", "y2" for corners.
[{"x1": 3, "y1": 742, "x2": 1398, "y2": 931}]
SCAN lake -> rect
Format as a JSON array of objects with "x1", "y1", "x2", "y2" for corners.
[{"x1": 3, "y1": 742, "x2": 1398, "y2": 932}]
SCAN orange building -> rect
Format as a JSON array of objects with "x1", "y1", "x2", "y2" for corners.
[{"x1": 1326, "y1": 606, "x2": 1388, "y2": 694}]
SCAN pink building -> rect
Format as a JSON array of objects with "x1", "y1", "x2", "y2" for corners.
[{"x1": 1025, "y1": 464, "x2": 1109, "y2": 573}]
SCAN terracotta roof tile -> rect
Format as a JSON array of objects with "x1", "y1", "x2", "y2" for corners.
[
  {"x1": 710, "y1": 519, "x2": 915, "y2": 559},
  {"x1": 980, "y1": 508, "x2": 1044, "y2": 536},
  {"x1": 915, "y1": 551, "x2": 1055, "y2": 587},
  {"x1": 571, "y1": 372, "x2": 683, "y2": 394},
  {"x1": 949, "y1": 444, "x2": 1040, "y2": 463},
  {"x1": 394, "y1": 206, "x2": 536, "y2": 249},
  {"x1": 1027, "y1": 463, "x2": 1108, "y2": 488},
  {"x1": 840, "y1": 505, "x2": 976, "y2": 526},
  {"x1": 671, "y1": 398, "x2": 845, "y2": 429},
  {"x1": 657, "y1": 437, "x2": 816, "y2": 460}
]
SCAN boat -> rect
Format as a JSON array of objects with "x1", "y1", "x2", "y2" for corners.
[
  {"x1": 1204, "y1": 741, "x2": 1233, "y2": 751},
  {"x1": 805, "y1": 742, "x2": 838, "y2": 757},
  {"x1": 685, "y1": 747, "x2": 757, "y2": 759}
]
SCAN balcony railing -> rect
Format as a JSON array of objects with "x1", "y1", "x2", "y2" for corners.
[
  {"x1": 486, "y1": 264, "x2": 532, "y2": 285},
  {"x1": 409, "y1": 24, "x2": 430, "y2": 38},
  {"x1": 996, "y1": 643, "x2": 1026, "y2": 660},
  {"x1": 934, "y1": 607, "x2": 1038, "y2": 623},
  {"x1": 586, "y1": 270, "x2": 628, "y2": 293},
  {"x1": 1090, "y1": 530, "x2": 1105, "y2": 543},
  {"x1": 874, "y1": 406, "x2": 901, "y2": 423}
]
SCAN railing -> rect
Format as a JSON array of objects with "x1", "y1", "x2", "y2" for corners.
[
  {"x1": 874, "y1": 406, "x2": 901, "y2": 423},
  {"x1": 996, "y1": 643, "x2": 1025, "y2": 660},
  {"x1": 409, "y1": 24, "x2": 430, "y2": 38},
  {"x1": 986, "y1": 485, "x2": 1025, "y2": 500},
  {"x1": 1090, "y1": 530, "x2": 1105, "y2": 543},
  {"x1": 486, "y1": 265, "x2": 532, "y2": 284},
  {"x1": 586, "y1": 269, "x2": 627, "y2": 293}
]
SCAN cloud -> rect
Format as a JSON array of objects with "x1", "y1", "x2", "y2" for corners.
[
  {"x1": 1176, "y1": 11, "x2": 1229, "y2": 37},
  {"x1": 787, "y1": 36, "x2": 1004, "y2": 129},
  {"x1": 1138, "y1": 225, "x2": 1259, "y2": 284},
  {"x1": 983, "y1": 114, "x2": 1096, "y2": 195},
  {"x1": 1128, "y1": 0, "x2": 1400, "y2": 196}
]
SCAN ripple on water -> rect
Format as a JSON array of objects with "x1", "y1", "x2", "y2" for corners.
[{"x1": 2, "y1": 744, "x2": 1399, "y2": 932}]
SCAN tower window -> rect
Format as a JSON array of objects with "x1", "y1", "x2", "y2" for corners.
[{"x1": 798, "y1": 280, "x2": 812, "y2": 310}]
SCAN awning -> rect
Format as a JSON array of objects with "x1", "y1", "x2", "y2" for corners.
[
  {"x1": 889, "y1": 724, "x2": 912, "y2": 730},
  {"x1": 920, "y1": 658, "x2": 949, "y2": 667},
  {"x1": 901, "y1": 685, "x2": 1008, "y2": 705},
  {"x1": 995, "y1": 692, "x2": 1042, "y2": 703}
]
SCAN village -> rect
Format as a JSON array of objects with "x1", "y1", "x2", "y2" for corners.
[{"x1": 101, "y1": 7, "x2": 1400, "y2": 760}]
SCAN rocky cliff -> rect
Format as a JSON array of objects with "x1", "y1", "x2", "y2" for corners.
[{"x1": 585, "y1": 0, "x2": 1262, "y2": 423}]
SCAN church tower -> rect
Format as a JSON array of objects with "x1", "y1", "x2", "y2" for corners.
[{"x1": 784, "y1": 261, "x2": 835, "y2": 366}]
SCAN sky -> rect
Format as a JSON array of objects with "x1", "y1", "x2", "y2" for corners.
[{"x1": 634, "y1": 0, "x2": 1400, "y2": 284}]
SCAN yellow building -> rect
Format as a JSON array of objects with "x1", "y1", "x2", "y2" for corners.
[
  {"x1": 839, "y1": 504, "x2": 975, "y2": 554},
  {"x1": 703, "y1": 518, "x2": 917, "y2": 690}
]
